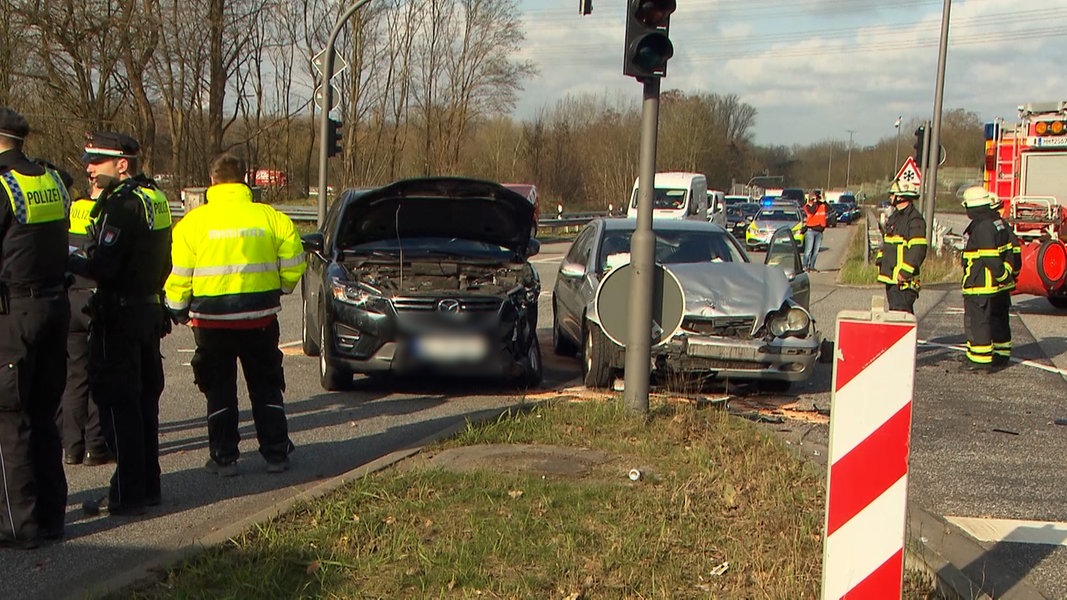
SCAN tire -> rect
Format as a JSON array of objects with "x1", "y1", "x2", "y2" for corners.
[
  {"x1": 301, "y1": 291, "x2": 320, "y2": 356},
  {"x1": 582, "y1": 322, "x2": 614, "y2": 389},
  {"x1": 518, "y1": 337, "x2": 544, "y2": 389},
  {"x1": 319, "y1": 314, "x2": 352, "y2": 391},
  {"x1": 758, "y1": 379, "x2": 793, "y2": 393},
  {"x1": 1048, "y1": 296, "x2": 1067, "y2": 310},
  {"x1": 552, "y1": 301, "x2": 579, "y2": 357}
]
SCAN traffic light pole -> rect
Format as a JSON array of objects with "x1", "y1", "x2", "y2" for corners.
[
  {"x1": 924, "y1": 0, "x2": 953, "y2": 244},
  {"x1": 316, "y1": 0, "x2": 372, "y2": 226},
  {"x1": 623, "y1": 78, "x2": 660, "y2": 414}
]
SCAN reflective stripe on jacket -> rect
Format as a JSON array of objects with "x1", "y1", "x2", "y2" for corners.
[
  {"x1": 0, "y1": 169, "x2": 70, "y2": 224},
  {"x1": 876, "y1": 202, "x2": 928, "y2": 286},
  {"x1": 962, "y1": 213, "x2": 1015, "y2": 295},
  {"x1": 164, "y1": 182, "x2": 306, "y2": 320}
]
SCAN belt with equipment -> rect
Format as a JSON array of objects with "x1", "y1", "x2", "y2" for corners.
[{"x1": 7, "y1": 285, "x2": 67, "y2": 299}]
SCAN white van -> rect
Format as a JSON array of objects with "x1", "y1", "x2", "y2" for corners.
[
  {"x1": 627, "y1": 172, "x2": 708, "y2": 221},
  {"x1": 706, "y1": 189, "x2": 726, "y2": 227}
]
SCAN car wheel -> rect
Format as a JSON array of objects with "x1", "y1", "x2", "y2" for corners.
[
  {"x1": 582, "y1": 321, "x2": 614, "y2": 389},
  {"x1": 757, "y1": 379, "x2": 792, "y2": 394},
  {"x1": 518, "y1": 337, "x2": 544, "y2": 389},
  {"x1": 319, "y1": 314, "x2": 352, "y2": 391},
  {"x1": 1048, "y1": 296, "x2": 1067, "y2": 310},
  {"x1": 552, "y1": 301, "x2": 579, "y2": 357},
  {"x1": 301, "y1": 292, "x2": 320, "y2": 356}
]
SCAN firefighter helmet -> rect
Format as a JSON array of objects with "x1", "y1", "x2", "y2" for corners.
[
  {"x1": 889, "y1": 179, "x2": 920, "y2": 203},
  {"x1": 960, "y1": 186, "x2": 997, "y2": 208}
]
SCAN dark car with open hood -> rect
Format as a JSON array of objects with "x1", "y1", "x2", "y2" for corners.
[{"x1": 300, "y1": 177, "x2": 543, "y2": 390}]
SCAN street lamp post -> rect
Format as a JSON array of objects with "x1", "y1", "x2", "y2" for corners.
[
  {"x1": 893, "y1": 115, "x2": 902, "y2": 172},
  {"x1": 846, "y1": 129, "x2": 855, "y2": 189},
  {"x1": 826, "y1": 144, "x2": 833, "y2": 190}
]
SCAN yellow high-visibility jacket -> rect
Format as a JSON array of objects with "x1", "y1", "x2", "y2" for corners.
[{"x1": 164, "y1": 183, "x2": 305, "y2": 320}]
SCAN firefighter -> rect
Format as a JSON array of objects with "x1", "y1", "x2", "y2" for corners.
[
  {"x1": 0, "y1": 108, "x2": 71, "y2": 549},
  {"x1": 164, "y1": 153, "x2": 305, "y2": 476},
  {"x1": 984, "y1": 189, "x2": 1021, "y2": 366},
  {"x1": 802, "y1": 190, "x2": 827, "y2": 271},
  {"x1": 876, "y1": 180, "x2": 928, "y2": 314},
  {"x1": 58, "y1": 178, "x2": 113, "y2": 467},
  {"x1": 71, "y1": 132, "x2": 172, "y2": 516},
  {"x1": 959, "y1": 186, "x2": 1017, "y2": 371}
]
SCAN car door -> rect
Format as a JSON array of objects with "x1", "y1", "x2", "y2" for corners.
[
  {"x1": 765, "y1": 226, "x2": 811, "y2": 308},
  {"x1": 554, "y1": 224, "x2": 599, "y2": 343}
]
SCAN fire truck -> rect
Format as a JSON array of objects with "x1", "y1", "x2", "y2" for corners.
[{"x1": 983, "y1": 101, "x2": 1067, "y2": 307}]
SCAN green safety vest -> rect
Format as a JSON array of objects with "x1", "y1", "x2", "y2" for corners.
[
  {"x1": 133, "y1": 186, "x2": 172, "y2": 230},
  {"x1": 0, "y1": 169, "x2": 70, "y2": 224},
  {"x1": 69, "y1": 198, "x2": 96, "y2": 235}
]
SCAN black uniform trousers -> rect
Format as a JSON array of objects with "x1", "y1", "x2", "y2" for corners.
[
  {"x1": 963, "y1": 294, "x2": 996, "y2": 364},
  {"x1": 90, "y1": 302, "x2": 165, "y2": 509},
  {"x1": 191, "y1": 319, "x2": 292, "y2": 466},
  {"x1": 991, "y1": 290, "x2": 1013, "y2": 359},
  {"x1": 58, "y1": 288, "x2": 107, "y2": 456},
  {"x1": 885, "y1": 283, "x2": 919, "y2": 314},
  {"x1": 0, "y1": 294, "x2": 70, "y2": 542}
]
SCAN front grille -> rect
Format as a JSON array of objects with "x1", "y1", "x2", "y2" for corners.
[
  {"x1": 392, "y1": 296, "x2": 502, "y2": 313},
  {"x1": 681, "y1": 316, "x2": 755, "y2": 338}
]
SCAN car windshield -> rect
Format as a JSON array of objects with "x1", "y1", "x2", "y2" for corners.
[
  {"x1": 631, "y1": 188, "x2": 689, "y2": 210},
  {"x1": 741, "y1": 203, "x2": 761, "y2": 216},
  {"x1": 345, "y1": 237, "x2": 511, "y2": 258},
  {"x1": 598, "y1": 229, "x2": 747, "y2": 272},
  {"x1": 757, "y1": 209, "x2": 800, "y2": 222}
]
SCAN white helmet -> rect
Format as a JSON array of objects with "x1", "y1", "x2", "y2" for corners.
[{"x1": 960, "y1": 186, "x2": 997, "y2": 209}]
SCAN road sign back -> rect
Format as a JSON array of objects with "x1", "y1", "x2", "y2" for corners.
[{"x1": 894, "y1": 156, "x2": 922, "y2": 186}]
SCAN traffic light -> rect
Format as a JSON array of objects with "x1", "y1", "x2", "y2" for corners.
[
  {"x1": 326, "y1": 118, "x2": 342, "y2": 157},
  {"x1": 913, "y1": 125, "x2": 926, "y2": 164},
  {"x1": 623, "y1": 0, "x2": 676, "y2": 80}
]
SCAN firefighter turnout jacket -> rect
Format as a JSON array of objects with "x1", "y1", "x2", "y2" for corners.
[
  {"x1": 164, "y1": 182, "x2": 306, "y2": 321},
  {"x1": 877, "y1": 202, "x2": 928, "y2": 289},
  {"x1": 962, "y1": 210, "x2": 1020, "y2": 295}
]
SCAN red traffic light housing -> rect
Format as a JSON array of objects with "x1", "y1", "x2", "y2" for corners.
[
  {"x1": 623, "y1": 0, "x2": 676, "y2": 80},
  {"x1": 326, "y1": 118, "x2": 342, "y2": 157}
]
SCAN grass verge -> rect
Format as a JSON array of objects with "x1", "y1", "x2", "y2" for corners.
[{"x1": 838, "y1": 218, "x2": 962, "y2": 286}]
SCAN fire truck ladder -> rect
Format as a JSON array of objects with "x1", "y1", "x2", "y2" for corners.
[{"x1": 993, "y1": 121, "x2": 1020, "y2": 200}]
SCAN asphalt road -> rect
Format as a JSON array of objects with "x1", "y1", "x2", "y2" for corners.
[{"x1": 4, "y1": 221, "x2": 1066, "y2": 598}]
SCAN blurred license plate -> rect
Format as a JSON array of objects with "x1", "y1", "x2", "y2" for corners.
[
  {"x1": 687, "y1": 341, "x2": 759, "y2": 361},
  {"x1": 415, "y1": 335, "x2": 488, "y2": 361}
]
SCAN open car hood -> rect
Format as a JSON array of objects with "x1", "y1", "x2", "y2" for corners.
[
  {"x1": 337, "y1": 177, "x2": 535, "y2": 254},
  {"x1": 664, "y1": 262, "x2": 791, "y2": 327}
]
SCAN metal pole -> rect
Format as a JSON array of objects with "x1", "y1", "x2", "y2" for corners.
[
  {"x1": 623, "y1": 78, "x2": 660, "y2": 414},
  {"x1": 826, "y1": 144, "x2": 833, "y2": 190},
  {"x1": 893, "y1": 116, "x2": 902, "y2": 173},
  {"x1": 846, "y1": 129, "x2": 855, "y2": 189},
  {"x1": 317, "y1": 0, "x2": 372, "y2": 226},
  {"x1": 919, "y1": 121, "x2": 932, "y2": 212},
  {"x1": 924, "y1": 0, "x2": 952, "y2": 244}
]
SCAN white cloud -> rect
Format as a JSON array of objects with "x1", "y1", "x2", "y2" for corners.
[{"x1": 513, "y1": 0, "x2": 1066, "y2": 146}]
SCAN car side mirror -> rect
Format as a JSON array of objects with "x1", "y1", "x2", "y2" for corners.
[
  {"x1": 527, "y1": 238, "x2": 541, "y2": 257},
  {"x1": 559, "y1": 261, "x2": 586, "y2": 278},
  {"x1": 301, "y1": 232, "x2": 324, "y2": 253}
]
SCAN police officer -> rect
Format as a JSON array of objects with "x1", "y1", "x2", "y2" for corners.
[
  {"x1": 960, "y1": 186, "x2": 1018, "y2": 371},
  {"x1": 0, "y1": 108, "x2": 71, "y2": 548},
  {"x1": 58, "y1": 179, "x2": 113, "y2": 467},
  {"x1": 876, "y1": 180, "x2": 928, "y2": 314},
  {"x1": 164, "y1": 153, "x2": 304, "y2": 476},
  {"x1": 70, "y1": 132, "x2": 172, "y2": 516}
]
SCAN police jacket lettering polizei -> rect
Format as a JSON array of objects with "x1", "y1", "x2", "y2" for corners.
[
  {"x1": 71, "y1": 175, "x2": 172, "y2": 297},
  {"x1": 67, "y1": 197, "x2": 97, "y2": 291},
  {"x1": 0, "y1": 153, "x2": 71, "y2": 291},
  {"x1": 164, "y1": 182, "x2": 305, "y2": 320},
  {"x1": 962, "y1": 211, "x2": 1019, "y2": 295},
  {"x1": 877, "y1": 202, "x2": 928, "y2": 289}
]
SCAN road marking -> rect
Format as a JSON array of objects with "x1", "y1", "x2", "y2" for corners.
[
  {"x1": 945, "y1": 516, "x2": 1067, "y2": 546},
  {"x1": 918, "y1": 339, "x2": 1067, "y2": 376},
  {"x1": 280, "y1": 340, "x2": 302, "y2": 348},
  {"x1": 530, "y1": 257, "x2": 562, "y2": 264}
]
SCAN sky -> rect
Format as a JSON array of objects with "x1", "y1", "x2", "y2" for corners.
[{"x1": 512, "y1": 0, "x2": 1064, "y2": 148}]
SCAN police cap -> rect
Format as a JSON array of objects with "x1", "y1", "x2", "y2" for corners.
[
  {"x1": 0, "y1": 107, "x2": 30, "y2": 142},
  {"x1": 83, "y1": 131, "x2": 140, "y2": 164}
]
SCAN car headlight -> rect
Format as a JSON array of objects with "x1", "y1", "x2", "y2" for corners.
[
  {"x1": 331, "y1": 277, "x2": 383, "y2": 311},
  {"x1": 766, "y1": 305, "x2": 811, "y2": 338}
]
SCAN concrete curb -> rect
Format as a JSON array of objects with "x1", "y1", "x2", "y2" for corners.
[
  {"x1": 907, "y1": 505, "x2": 1048, "y2": 600},
  {"x1": 78, "y1": 404, "x2": 529, "y2": 599}
]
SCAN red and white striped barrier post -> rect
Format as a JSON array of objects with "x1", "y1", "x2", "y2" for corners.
[{"x1": 822, "y1": 301, "x2": 917, "y2": 599}]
